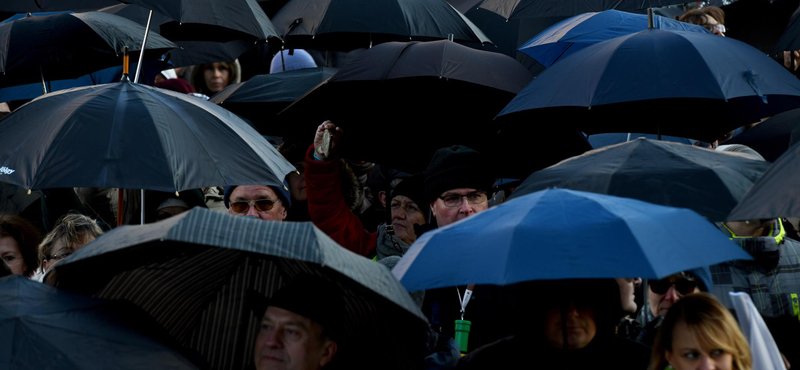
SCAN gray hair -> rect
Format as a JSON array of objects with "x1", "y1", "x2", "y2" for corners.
[{"x1": 38, "y1": 213, "x2": 103, "y2": 265}]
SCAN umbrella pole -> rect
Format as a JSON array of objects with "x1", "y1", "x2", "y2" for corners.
[
  {"x1": 117, "y1": 189, "x2": 124, "y2": 227},
  {"x1": 280, "y1": 48, "x2": 286, "y2": 72},
  {"x1": 39, "y1": 67, "x2": 47, "y2": 94},
  {"x1": 133, "y1": 10, "x2": 154, "y2": 84},
  {"x1": 140, "y1": 189, "x2": 145, "y2": 225},
  {"x1": 325, "y1": 51, "x2": 329, "y2": 67}
]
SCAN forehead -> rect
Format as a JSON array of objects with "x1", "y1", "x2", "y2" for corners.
[
  {"x1": 703, "y1": 15, "x2": 719, "y2": 25},
  {"x1": 263, "y1": 306, "x2": 315, "y2": 327},
  {"x1": 0, "y1": 236, "x2": 19, "y2": 253},
  {"x1": 391, "y1": 195, "x2": 416, "y2": 204},
  {"x1": 231, "y1": 185, "x2": 277, "y2": 200},
  {"x1": 441, "y1": 188, "x2": 479, "y2": 196}
]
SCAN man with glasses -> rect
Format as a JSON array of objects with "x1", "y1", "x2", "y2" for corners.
[
  {"x1": 224, "y1": 180, "x2": 292, "y2": 222},
  {"x1": 424, "y1": 145, "x2": 494, "y2": 228},
  {"x1": 637, "y1": 268, "x2": 712, "y2": 346}
]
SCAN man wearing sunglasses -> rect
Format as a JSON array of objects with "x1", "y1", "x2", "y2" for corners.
[{"x1": 224, "y1": 181, "x2": 292, "y2": 222}]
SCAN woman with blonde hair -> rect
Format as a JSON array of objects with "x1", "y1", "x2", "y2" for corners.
[{"x1": 650, "y1": 293, "x2": 751, "y2": 370}]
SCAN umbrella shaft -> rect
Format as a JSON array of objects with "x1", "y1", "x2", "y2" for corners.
[
  {"x1": 40, "y1": 67, "x2": 47, "y2": 94},
  {"x1": 134, "y1": 10, "x2": 154, "y2": 84}
]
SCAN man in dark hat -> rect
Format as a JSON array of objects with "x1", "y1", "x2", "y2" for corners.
[
  {"x1": 224, "y1": 180, "x2": 292, "y2": 222},
  {"x1": 253, "y1": 276, "x2": 341, "y2": 370},
  {"x1": 424, "y1": 145, "x2": 495, "y2": 228}
]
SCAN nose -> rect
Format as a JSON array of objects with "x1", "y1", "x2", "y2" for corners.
[
  {"x1": 213, "y1": 68, "x2": 223, "y2": 77},
  {"x1": 265, "y1": 328, "x2": 283, "y2": 348},
  {"x1": 458, "y1": 197, "x2": 474, "y2": 214},
  {"x1": 245, "y1": 203, "x2": 259, "y2": 217},
  {"x1": 664, "y1": 285, "x2": 681, "y2": 303},
  {"x1": 698, "y1": 354, "x2": 715, "y2": 370},
  {"x1": 632, "y1": 278, "x2": 642, "y2": 287}
]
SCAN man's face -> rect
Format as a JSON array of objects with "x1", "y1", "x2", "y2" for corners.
[
  {"x1": 228, "y1": 185, "x2": 287, "y2": 221},
  {"x1": 543, "y1": 302, "x2": 597, "y2": 350},
  {"x1": 254, "y1": 306, "x2": 337, "y2": 370},
  {"x1": 648, "y1": 274, "x2": 700, "y2": 317},
  {"x1": 615, "y1": 277, "x2": 642, "y2": 314},
  {"x1": 430, "y1": 188, "x2": 489, "y2": 227}
]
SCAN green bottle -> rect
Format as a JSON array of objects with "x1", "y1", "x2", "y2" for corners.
[{"x1": 454, "y1": 319, "x2": 472, "y2": 355}]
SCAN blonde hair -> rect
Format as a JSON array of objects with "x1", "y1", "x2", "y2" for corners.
[
  {"x1": 37, "y1": 213, "x2": 103, "y2": 265},
  {"x1": 650, "y1": 293, "x2": 751, "y2": 370}
]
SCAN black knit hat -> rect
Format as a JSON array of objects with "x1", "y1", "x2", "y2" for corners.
[
  {"x1": 389, "y1": 174, "x2": 428, "y2": 222},
  {"x1": 424, "y1": 145, "x2": 493, "y2": 203}
]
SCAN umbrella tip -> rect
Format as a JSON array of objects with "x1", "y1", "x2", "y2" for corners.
[
  {"x1": 175, "y1": 191, "x2": 180, "y2": 197},
  {"x1": 27, "y1": 189, "x2": 31, "y2": 195},
  {"x1": 647, "y1": 8, "x2": 654, "y2": 29}
]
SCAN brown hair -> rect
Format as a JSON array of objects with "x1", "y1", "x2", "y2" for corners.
[
  {"x1": 190, "y1": 62, "x2": 236, "y2": 96},
  {"x1": 679, "y1": 6, "x2": 725, "y2": 26},
  {"x1": 38, "y1": 213, "x2": 103, "y2": 266},
  {"x1": 650, "y1": 293, "x2": 751, "y2": 370},
  {"x1": 0, "y1": 213, "x2": 42, "y2": 277},
  {"x1": 701, "y1": 6, "x2": 725, "y2": 25}
]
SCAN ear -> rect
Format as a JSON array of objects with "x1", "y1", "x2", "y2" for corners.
[
  {"x1": 318, "y1": 340, "x2": 338, "y2": 367},
  {"x1": 41, "y1": 260, "x2": 48, "y2": 273},
  {"x1": 430, "y1": 201, "x2": 437, "y2": 219},
  {"x1": 280, "y1": 206, "x2": 288, "y2": 221},
  {"x1": 665, "y1": 350, "x2": 674, "y2": 367},
  {"x1": 378, "y1": 191, "x2": 387, "y2": 208}
]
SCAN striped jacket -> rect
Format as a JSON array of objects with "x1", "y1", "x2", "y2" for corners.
[{"x1": 711, "y1": 219, "x2": 800, "y2": 319}]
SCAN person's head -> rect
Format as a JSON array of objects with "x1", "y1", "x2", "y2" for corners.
[
  {"x1": 0, "y1": 213, "x2": 42, "y2": 277},
  {"x1": 648, "y1": 269, "x2": 711, "y2": 317},
  {"x1": 38, "y1": 214, "x2": 103, "y2": 273},
  {"x1": 650, "y1": 293, "x2": 751, "y2": 370},
  {"x1": 615, "y1": 277, "x2": 642, "y2": 314},
  {"x1": 680, "y1": 8, "x2": 725, "y2": 36},
  {"x1": 388, "y1": 174, "x2": 427, "y2": 245},
  {"x1": 424, "y1": 145, "x2": 494, "y2": 227},
  {"x1": 225, "y1": 184, "x2": 291, "y2": 222},
  {"x1": 156, "y1": 198, "x2": 190, "y2": 222},
  {"x1": 191, "y1": 61, "x2": 240, "y2": 95},
  {"x1": 253, "y1": 275, "x2": 341, "y2": 370},
  {"x1": 270, "y1": 49, "x2": 317, "y2": 74}
]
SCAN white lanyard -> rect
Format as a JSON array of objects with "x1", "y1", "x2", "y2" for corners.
[{"x1": 456, "y1": 284, "x2": 476, "y2": 320}]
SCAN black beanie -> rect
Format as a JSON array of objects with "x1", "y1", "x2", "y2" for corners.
[
  {"x1": 424, "y1": 145, "x2": 493, "y2": 203},
  {"x1": 389, "y1": 174, "x2": 427, "y2": 222}
]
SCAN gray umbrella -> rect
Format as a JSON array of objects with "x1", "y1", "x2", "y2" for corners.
[{"x1": 46, "y1": 208, "x2": 428, "y2": 370}]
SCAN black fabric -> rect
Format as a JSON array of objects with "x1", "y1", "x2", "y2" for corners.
[
  {"x1": 424, "y1": 145, "x2": 494, "y2": 203},
  {"x1": 264, "y1": 274, "x2": 346, "y2": 341},
  {"x1": 389, "y1": 173, "x2": 427, "y2": 221}
]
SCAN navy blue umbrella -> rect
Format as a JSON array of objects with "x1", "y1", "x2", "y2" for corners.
[
  {"x1": 519, "y1": 9, "x2": 709, "y2": 68},
  {"x1": 393, "y1": 189, "x2": 752, "y2": 291},
  {"x1": 0, "y1": 81, "x2": 295, "y2": 192},
  {"x1": 0, "y1": 275, "x2": 202, "y2": 369},
  {"x1": 587, "y1": 133, "x2": 692, "y2": 148},
  {"x1": 470, "y1": 0, "x2": 698, "y2": 20},
  {"x1": 499, "y1": 28, "x2": 800, "y2": 142}
]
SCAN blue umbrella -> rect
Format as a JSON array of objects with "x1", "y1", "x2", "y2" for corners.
[
  {"x1": 393, "y1": 189, "x2": 752, "y2": 292},
  {"x1": 519, "y1": 9, "x2": 709, "y2": 68},
  {"x1": 498, "y1": 28, "x2": 800, "y2": 142},
  {"x1": 587, "y1": 132, "x2": 692, "y2": 148}
]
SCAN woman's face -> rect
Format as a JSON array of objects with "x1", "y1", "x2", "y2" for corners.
[
  {"x1": 665, "y1": 321, "x2": 733, "y2": 370},
  {"x1": 390, "y1": 195, "x2": 425, "y2": 245},
  {"x1": 203, "y1": 62, "x2": 231, "y2": 93},
  {"x1": 0, "y1": 236, "x2": 25, "y2": 276}
]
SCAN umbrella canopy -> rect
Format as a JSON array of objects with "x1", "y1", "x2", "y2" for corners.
[
  {"x1": 507, "y1": 138, "x2": 770, "y2": 221},
  {"x1": 728, "y1": 140, "x2": 800, "y2": 221},
  {"x1": 393, "y1": 188, "x2": 753, "y2": 292},
  {"x1": 587, "y1": 132, "x2": 692, "y2": 148},
  {"x1": 519, "y1": 9, "x2": 709, "y2": 68},
  {"x1": 498, "y1": 28, "x2": 800, "y2": 142},
  {"x1": 271, "y1": 0, "x2": 491, "y2": 51},
  {"x1": 0, "y1": 81, "x2": 295, "y2": 192},
  {"x1": 772, "y1": 5, "x2": 800, "y2": 53},
  {"x1": 724, "y1": 108, "x2": 800, "y2": 162},
  {"x1": 0, "y1": 275, "x2": 202, "y2": 369},
  {"x1": 471, "y1": 0, "x2": 696, "y2": 20},
  {"x1": 280, "y1": 39, "x2": 540, "y2": 173},
  {"x1": 46, "y1": 208, "x2": 428, "y2": 370},
  {"x1": 124, "y1": 0, "x2": 280, "y2": 42},
  {"x1": 0, "y1": 11, "x2": 176, "y2": 88},
  {"x1": 211, "y1": 67, "x2": 337, "y2": 134}
]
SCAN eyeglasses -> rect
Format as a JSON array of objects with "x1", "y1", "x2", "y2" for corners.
[
  {"x1": 229, "y1": 199, "x2": 279, "y2": 214},
  {"x1": 1, "y1": 255, "x2": 23, "y2": 266},
  {"x1": 438, "y1": 191, "x2": 488, "y2": 207},
  {"x1": 47, "y1": 252, "x2": 73, "y2": 261},
  {"x1": 648, "y1": 278, "x2": 698, "y2": 295},
  {"x1": 701, "y1": 23, "x2": 726, "y2": 35}
]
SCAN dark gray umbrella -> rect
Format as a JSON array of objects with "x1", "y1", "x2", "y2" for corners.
[
  {"x1": 271, "y1": 0, "x2": 491, "y2": 51},
  {"x1": 508, "y1": 138, "x2": 770, "y2": 221},
  {"x1": 45, "y1": 208, "x2": 428, "y2": 370},
  {"x1": 472, "y1": 0, "x2": 702, "y2": 20},
  {"x1": 724, "y1": 108, "x2": 800, "y2": 163},
  {"x1": 728, "y1": 140, "x2": 800, "y2": 221}
]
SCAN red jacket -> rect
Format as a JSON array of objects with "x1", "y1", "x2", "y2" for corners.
[{"x1": 304, "y1": 145, "x2": 377, "y2": 257}]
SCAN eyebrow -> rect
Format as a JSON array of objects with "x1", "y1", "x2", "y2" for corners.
[{"x1": 262, "y1": 318, "x2": 311, "y2": 330}]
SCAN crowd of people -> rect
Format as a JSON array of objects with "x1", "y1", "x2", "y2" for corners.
[{"x1": 2, "y1": 2, "x2": 800, "y2": 370}]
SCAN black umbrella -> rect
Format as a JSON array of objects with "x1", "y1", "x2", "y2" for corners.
[
  {"x1": 211, "y1": 67, "x2": 337, "y2": 134},
  {"x1": 124, "y1": 0, "x2": 280, "y2": 42},
  {"x1": 99, "y1": 3, "x2": 259, "y2": 67},
  {"x1": 0, "y1": 81, "x2": 295, "y2": 192},
  {"x1": 769, "y1": 3, "x2": 800, "y2": 53},
  {"x1": 280, "y1": 39, "x2": 538, "y2": 173},
  {"x1": 271, "y1": 0, "x2": 491, "y2": 51},
  {"x1": 0, "y1": 11, "x2": 176, "y2": 88},
  {"x1": 508, "y1": 138, "x2": 771, "y2": 221},
  {"x1": 724, "y1": 108, "x2": 800, "y2": 162},
  {"x1": 728, "y1": 140, "x2": 800, "y2": 221},
  {"x1": 0, "y1": 275, "x2": 203, "y2": 369},
  {"x1": 471, "y1": 0, "x2": 699, "y2": 20},
  {"x1": 46, "y1": 208, "x2": 428, "y2": 370}
]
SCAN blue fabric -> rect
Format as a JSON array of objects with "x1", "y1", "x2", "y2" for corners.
[
  {"x1": 519, "y1": 10, "x2": 709, "y2": 68},
  {"x1": 587, "y1": 133, "x2": 693, "y2": 148},
  {"x1": 393, "y1": 189, "x2": 752, "y2": 292}
]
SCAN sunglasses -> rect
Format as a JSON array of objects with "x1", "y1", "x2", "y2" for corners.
[
  {"x1": 229, "y1": 199, "x2": 279, "y2": 214},
  {"x1": 648, "y1": 278, "x2": 698, "y2": 295}
]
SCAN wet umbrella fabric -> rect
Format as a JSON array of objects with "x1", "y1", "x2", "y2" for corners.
[
  {"x1": 471, "y1": 0, "x2": 697, "y2": 20},
  {"x1": 393, "y1": 189, "x2": 752, "y2": 292},
  {"x1": 587, "y1": 133, "x2": 692, "y2": 148},
  {"x1": 46, "y1": 208, "x2": 428, "y2": 370},
  {"x1": 498, "y1": 28, "x2": 800, "y2": 142},
  {"x1": 124, "y1": 0, "x2": 280, "y2": 42},
  {"x1": 507, "y1": 138, "x2": 770, "y2": 221},
  {"x1": 211, "y1": 67, "x2": 337, "y2": 134},
  {"x1": 280, "y1": 39, "x2": 535, "y2": 173},
  {"x1": 519, "y1": 9, "x2": 709, "y2": 68},
  {"x1": 0, "y1": 81, "x2": 295, "y2": 192},
  {"x1": 0, "y1": 11, "x2": 176, "y2": 88},
  {"x1": 728, "y1": 140, "x2": 800, "y2": 221},
  {"x1": 0, "y1": 275, "x2": 202, "y2": 369},
  {"x1": 271, "y1": 0, "x2": 491, "y2": 51},
  {"x1": 724, "y1": 108, "x2": 800, "y2": 163}
]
